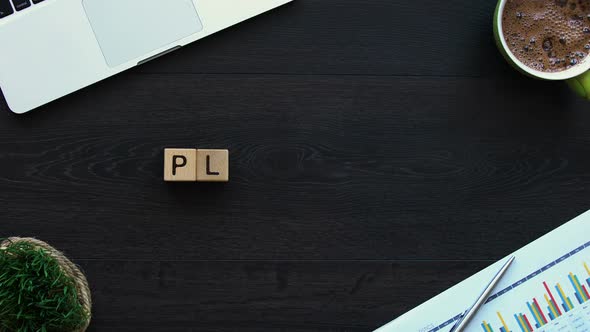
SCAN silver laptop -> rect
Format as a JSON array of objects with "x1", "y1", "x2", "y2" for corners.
[{"x1": 0, "y1": 0, "x2": 292, "y2": 114}]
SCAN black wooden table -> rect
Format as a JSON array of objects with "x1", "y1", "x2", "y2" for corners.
[{"x1": 2, "y1": 1, "x2": 590, "y2": 331}]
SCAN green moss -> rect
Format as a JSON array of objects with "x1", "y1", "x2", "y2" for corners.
[{"x1": 0, "y1": 240, "x2": 89, "y2": 332}]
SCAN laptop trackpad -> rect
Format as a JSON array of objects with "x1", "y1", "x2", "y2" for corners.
[{"x1": 83, "y1": 0, "x2": 203, "y2": 67}]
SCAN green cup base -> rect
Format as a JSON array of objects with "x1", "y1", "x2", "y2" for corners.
[{"x1": 567, "y1": 71, "x2": 590, "y2": 99}]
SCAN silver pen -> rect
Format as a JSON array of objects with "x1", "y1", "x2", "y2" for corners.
[{"x1": 449, "y1": 256, "x2": 516, "y2": 332}]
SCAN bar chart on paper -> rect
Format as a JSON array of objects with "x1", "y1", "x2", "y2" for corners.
[
  {"x1": 375, "y1": 210, "x2": 590, "y2": 332},
  {"x1": 477, "y1": 258, "x2": 590, "y2": 332},
  {"x1": 379, "y1": 245, "x2": 590, "y2": 332},
  {"x1": 443, "y1": 242, "x2": 590, "y2": 332}
]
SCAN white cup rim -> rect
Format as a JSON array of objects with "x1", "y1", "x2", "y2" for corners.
[{"x1": 496, "y1": 0, "x2": 590, "y2": 80}]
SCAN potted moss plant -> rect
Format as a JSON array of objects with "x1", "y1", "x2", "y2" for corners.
[{"x1": 0, "y1": 237, "x2": 92, "y2": 332}]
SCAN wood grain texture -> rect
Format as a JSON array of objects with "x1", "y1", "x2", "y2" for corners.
[
  {"x1": 81, "y1": 260, "x2": 491, "y2": 331},
  {"x1": 132, "y1": 0, "x2": 508, "y2": 77},
  {"x1": 1, "y1": 0, "x2": 589, "y2": 330}
]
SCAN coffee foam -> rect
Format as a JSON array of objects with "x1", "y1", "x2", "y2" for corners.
[{"x1": 502, "y1": 0, "x2": 590, "y2": 72}]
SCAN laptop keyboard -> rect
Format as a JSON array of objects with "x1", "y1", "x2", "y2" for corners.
[{"x1": 0, "y1": 0, "x2": 44, "y2": 19}]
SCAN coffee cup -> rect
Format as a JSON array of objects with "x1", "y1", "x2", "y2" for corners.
[{"x1": 494, "y1": 0, "x2": 590, "y2": 98}]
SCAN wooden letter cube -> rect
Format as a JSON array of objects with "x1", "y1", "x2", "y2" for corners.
[
  {"x1": 196, "y1": 149, "x2": 229, "y2": 182},
  {"x1": 164, "y1": 148, "x2": 197, "y2": 182}
]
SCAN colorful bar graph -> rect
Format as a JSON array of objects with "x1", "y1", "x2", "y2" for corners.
[
  {"x1": 514, "y1": 314, "x2": 525, "y2": 332},
  {"x1": 426, "y1": 250, "x2": 590, "y2": 332},
  {"x1": 532, "y1": 298, "x2": 547, "y2": 324},
  {"x1": 526, "y1": 301, "x2": 546, "y2": 328},
  {"x1": 574, "y1": 275, "x2": 588, "y2": 300},
  {"x1": 481, "y1": 264, "x2": 590, "y2": 332},
  {"x1": 497, "y1": 312, "x2": 511, "y2": 332},
  {"x1": 547, "y1": 309, "x2": 554, "y2": 321},
  {"x1": 569, "y1": 273, "x2": 585, "y2": 303},
  {"x1": 575, "y1": 291, "x2": 583, "y2": 304},
  {"x1": 544, "y1": 294, "x2": 559, "y2": 319},
  {"x1": 555, "y1": 283, "x2": 574, "y2": 312},
  {"x1": 514, "y1": 313, "x2": 533, "y2": 332},
  {"x1": 522, "y1": 315, "x2": 533, "y2": 332},
  {"x1": 526, "y1": 302, "x2": 540, "y2": 328},
  {"x1": 543, "y1": 281, "x2": 562, "y2": 316},
  {"x1": 555, "y1": 284, "x2": 567, "y2": 312},
  {"x1": 482, "y1": 321, "x2": 493, "y2": 332}
]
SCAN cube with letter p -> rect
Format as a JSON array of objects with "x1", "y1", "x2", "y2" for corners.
[{"x1": 164, "y1": 148, "x2": 197, "y2": 182}]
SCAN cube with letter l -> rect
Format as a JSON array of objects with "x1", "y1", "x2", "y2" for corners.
[{"x1": 196, "y1": 149, "x2": 229, "y2": 182}]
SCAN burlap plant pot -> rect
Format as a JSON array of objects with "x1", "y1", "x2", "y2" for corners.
[{"x1": 0, "y1": 237, "x2": 92, "y2": 332}]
